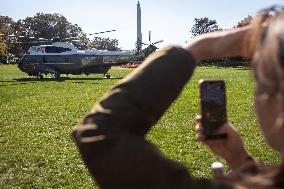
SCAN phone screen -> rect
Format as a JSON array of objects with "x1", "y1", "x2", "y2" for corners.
[{"x1": 200, "y1": 80, "x2": 227, "y2": 135}]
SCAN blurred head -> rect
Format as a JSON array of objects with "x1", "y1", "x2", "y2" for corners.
[{"x1": 250, "y1": 7, "x2": 284, "y2": 156}]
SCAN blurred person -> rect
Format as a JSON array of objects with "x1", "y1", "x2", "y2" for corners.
[
  {"x1": 196, "y1": 6, "x2": 284, "y2": 188},
  {"x1": 72, "y1": 6, "x2": 284, "y2": 189}
]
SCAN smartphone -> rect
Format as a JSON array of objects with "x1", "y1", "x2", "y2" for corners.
[{"x1": 199, "y1": 80, "x2": 227, "y2": 139}]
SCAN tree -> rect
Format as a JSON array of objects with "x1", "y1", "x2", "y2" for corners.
[
  {"x1": 191, "y1": 17, "x2": 221, "y2": 37},
  {"x1": 22, "y1": 13, "x2": 70, "y2": 40},
  {"x1": 88, "y1": 37, "x2": 119, "y2": 51},
  {"x1": 21, "y1": 13, "x2": 89, "y2": 49},
  {"x1": 4, "y1": 13, "x2": 91, "y2": 57},
  {"x1": 0, "y1": 13, "x2": 121, "y2": 60},
  {"x1": 68, "y1": 24, "x2": 89, "y2": 49},
  {"x1": 0, "y1": 16, "x2": 15, "y2": 36},
  {"x1": 235, "y1": 15, "x2": 253, "y2": 27},
  {"x1": 0, "y1": 42, "x2": 8, "y2": 62},
  {"x1": 0, "y1": 16, "x2": 16, "y2": 63},
  {"x1": 0, "y1": 16, "x2": 18, "y2": 53}
]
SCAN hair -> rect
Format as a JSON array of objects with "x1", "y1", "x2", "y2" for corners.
[
  {"x1": 249, "y1": 6, "x2": 284, "y2": 188},
  {"x1": 250, "y1": 6, "x2": 284, "y2": 97},
  {"x1": 225, "y1": 6, "x2": 284, "y2": 189}
]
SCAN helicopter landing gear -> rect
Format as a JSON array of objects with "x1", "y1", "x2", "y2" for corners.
[
  {"x1": 36, "y1": 74, "x2": 43, "y2": 80},
  {"x1": 52, "y1": 74, "x2": 60, "y2": 79},
  {"x1": 104, "y1": 73, "x2": 111, "y2": 79}
]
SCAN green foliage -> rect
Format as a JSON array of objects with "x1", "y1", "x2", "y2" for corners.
[
  {"x1": 191, "y1": 17, "x2": 221, "y2": 37},
  {"x1": 0, "y1": 13, "x2": 117, "y2": 57},
  {"x1": 88, "y1": 37, "x2": 119, "y2": 51},
  {"x1": 0, "y1": 16, "x2": 27, "y2": 58},
  {"x1": 190, "y1": 15, "x2": 252, "y2": 65},
  {"x1": 0, "y1": 36, "x2": 17, "y2": 64},
  {"x1": 0, "y1": 16, "x2": 15, "y2": 36},
  {"x1": 0, "y1": 44, "x2": 7, "y2": 55},
  {"x1": 20, "y1": 13, "x2": 89, "y2": 51},
  {"x1": 236, "y1": 15, "x2": 253, "y2": 27},
  {"x1": 22, "y1": 13, "x2": 79, "y2": 41},
  {"x1": 0, "y1": 45, "x2": 7, "y2": 63},
  {"x1": 0, "y1": 65, "x2": 280, "y2": 188}
]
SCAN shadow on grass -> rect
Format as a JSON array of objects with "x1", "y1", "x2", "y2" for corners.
[
  {"x1": 0, "y1": 81, "x2": 37, "y2": 87},
  {"x1": 199, "y1": 65, "x2": 251, "y2": 70},
  {"x1": 13, "y1": 77, "x2": 123, "y2": 82},
  {"x1": 199, "y1": 61, "x2": 251, "y2": 70},
  {"x1": 0, "y1": 77, "x2": 122, "y2": 86}
]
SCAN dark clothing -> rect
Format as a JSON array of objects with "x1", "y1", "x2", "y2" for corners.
[{"x1": 72, "y1": 46, "x2": 233, "y2": 189}]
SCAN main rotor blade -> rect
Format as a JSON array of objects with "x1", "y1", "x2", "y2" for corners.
[
  {"x1": 13, "y1": 41, "x2": 46, "y2": 44},
  {"x1": 89, "y1": 30, "x2": 116, "y2": 35},
  {"x1": 7, "y1": 34, "x2": 17, "y2": 38},
  {"x1": 152, "y1": 40, "x2": 164, "y2": 45},
  {"x1": 38, "y1": 38, "x2": 48, "y2": 41}
]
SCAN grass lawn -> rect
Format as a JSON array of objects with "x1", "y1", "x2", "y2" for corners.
[{"x1": 0, "y1": 64, "x2": 280, "y2": 188}]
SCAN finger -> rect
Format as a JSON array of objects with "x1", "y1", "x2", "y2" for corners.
[
  {"x1": 215, "y1": 122, "x2": 237, "y2": 136},
  {"x1": 195, "y1": 115, "x2": 202, "y2": 123},
  {"x1": 196, "y1": 133, "x2": 205, "y2": 141},
  {"x1": 195, "y1": 124, "x2": 204, "y2": 132},
  {"x1": 211, "y1": 122, "x2": 230, "y2": 135},
  {"x1": 204, "y1": 139, "x2": 224, "y2": 147}
]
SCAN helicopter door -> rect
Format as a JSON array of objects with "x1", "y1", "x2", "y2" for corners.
[
  {"x1": 43, "y1": 56, "x2": 47, "y2": 63},
  {"x1": 96, "y1": 56, "x2": 103, "y2": 64}
]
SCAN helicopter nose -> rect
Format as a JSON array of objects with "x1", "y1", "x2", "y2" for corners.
[{"x1": 17, "y1": 58, "x2": 27, "y2": 72}]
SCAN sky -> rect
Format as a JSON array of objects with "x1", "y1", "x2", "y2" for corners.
[{"x1": 1, "y1": 0, "x2": 284, "y2": 50}]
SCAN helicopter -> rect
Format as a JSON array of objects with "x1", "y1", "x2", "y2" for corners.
[
  {"x1": 15, "y1": 25, "x2": 163, "y2": 79},
  {"x1": 11, "y1": 1, "x2": 163, "y2": 79},
  {"x1": 17, "y1": 39, "x2": 161, "y2": 79}
]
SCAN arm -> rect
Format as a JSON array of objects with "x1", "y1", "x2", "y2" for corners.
[
  {"x1": 72, "y1": 46, "x2": 200, "y2": 189},
  {"x1": 190, "y1": 27, "x2": 258, "y2": 172},
  {"x1": 189, "y1": 27, "x2": 257, "y2": 171},
  {"x1": 72, "y1": 27, "x2": 251, "y2": 188},
  {"x1": 186, "y1": 26, "x2": 251, "y2": 62},
  {"x1": 82, "y1": 46, "x2": 196, "y2": 136}
]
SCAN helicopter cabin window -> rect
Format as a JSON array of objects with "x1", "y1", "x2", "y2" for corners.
[
  {"x1": 36, "y1": 47, "x2": 45, "y2": 53},
  {"x1": 30, "y1": 47, "x2": 36, "y2": 52},
  {"x1": 45, "y1": 46, "x2": 72, "y2": 53}
]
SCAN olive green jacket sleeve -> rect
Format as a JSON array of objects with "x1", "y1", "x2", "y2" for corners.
[{"x1": 72, "y1": 46, "x2": 232, "y2": 189}]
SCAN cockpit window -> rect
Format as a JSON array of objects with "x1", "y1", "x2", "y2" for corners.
[{"x1": 30, "y1": 47, "x2": 36, "y2": 52}]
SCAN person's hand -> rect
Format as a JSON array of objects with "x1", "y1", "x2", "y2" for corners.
[
  {"x1": 196, "y1": 115, "x2": 253, "y2": 171},
  {"x1": 186, "y1": 26, "x2": 252, "y2": 62}
]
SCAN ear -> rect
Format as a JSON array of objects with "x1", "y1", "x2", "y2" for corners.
[
  {"x1": 276, "y1": 111, "x2": 284, "y2": 156},
  {"x1": 275, "y1": 94, "x2": 284, "y2": 129},
  {"x1": 275, "y1": 111, "x2": 284, "y2": 130}
]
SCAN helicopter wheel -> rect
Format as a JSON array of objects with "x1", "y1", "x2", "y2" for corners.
[
  {"x1": 36, "y1": 74, "x2": 43, "y2": 80},
  {"x1": 104, "y1": 73, "x2": 111, "y2": 79},
  {"x1": 52, "y1": 74, "x2": 60, "y2": 79}
]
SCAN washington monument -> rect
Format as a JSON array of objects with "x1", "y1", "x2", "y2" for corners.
[{"x1": 137, "y1": 1, "x2": 142, "y2": 52}]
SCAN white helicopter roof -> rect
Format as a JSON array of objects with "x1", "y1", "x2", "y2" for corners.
[
  {"x1": 27, "y1": 42, "x2": 134, "y2": 56},
  {"x1": 52, "y1": 42, "x2": 78, "y2": 50},
  {"x1": 83, "y1": 49, "x2": 133, "y2": 56}
]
